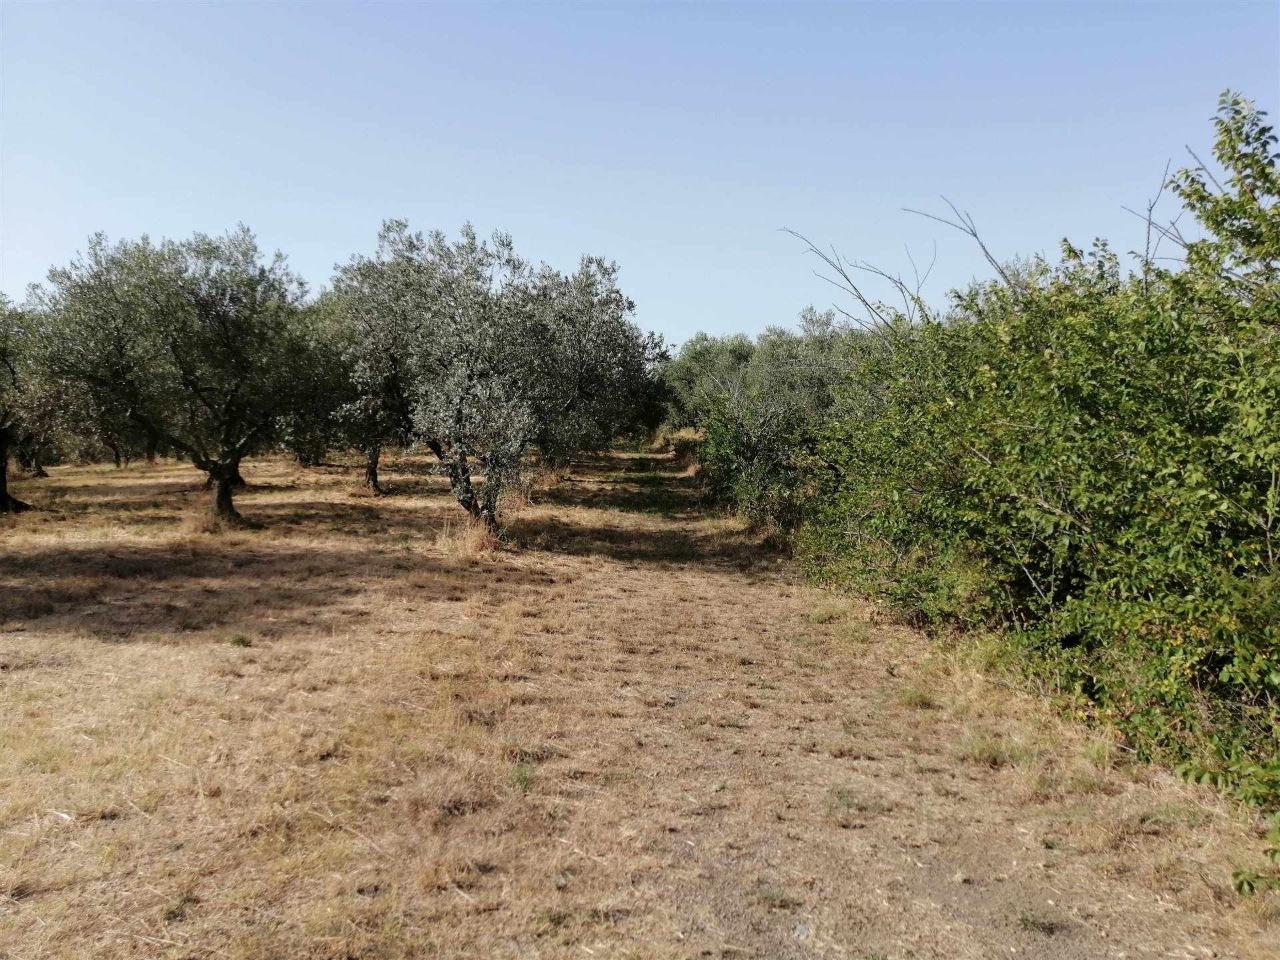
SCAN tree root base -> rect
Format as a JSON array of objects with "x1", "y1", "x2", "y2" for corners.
[{"x1": 0, "y1": 494, "x2": 32, "y2": 514}]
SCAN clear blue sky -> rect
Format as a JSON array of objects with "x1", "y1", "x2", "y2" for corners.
[{"x1": 2, "y1": 1, "x2": 1276, "y2": 343}]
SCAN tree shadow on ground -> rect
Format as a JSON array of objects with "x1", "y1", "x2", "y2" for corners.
[
  {"x1": 2, "y1": 450, "x2": 779, "y2": 643},
  {"x1": 506, "y1": 514, "x2": 785, "y2": 575},
  {"x1": 0, "y1": 538, "x2": 547, "y2": 642},
  {"x1": 15, "y1": 466, "x2": 458, "y2": 531},
  {"x1": 533, "y1": 451, "x2": 702, "y2": 518},
  {"x1": 376, "y1": 457, "x2": 446, "y2": 479},
  {"x1": 20, "y1": 477, "x2": 209, "y2": 502},
  {"x1": 251, "y1": 496, "x2": 472, "y2": 541},
  {"x1": 534, "y1": 477, "x2": 702, "y2": 518},
  {"x1": 358, "y1": 476, "x2": 453, "y2": 499},
  {"x1": 565, "y1": 451, "x2": 686, "y2": 476}
]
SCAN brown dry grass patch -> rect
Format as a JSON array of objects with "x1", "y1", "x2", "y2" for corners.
[{"x1": 1, "y1": 452, "x2": 1275, "y2": 959}]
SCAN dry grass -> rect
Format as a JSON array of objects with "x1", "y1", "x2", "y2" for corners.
[
  {"x1": 1, "y1": 452, "x2": 1275, "y2": 959},
  {"x1": 433, "y1": 516, "x2": 499, "y2": 561}
]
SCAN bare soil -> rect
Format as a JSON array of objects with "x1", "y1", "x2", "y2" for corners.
[{"x1": 1, "y1": 452, "x2": 1275, "y2": 959}]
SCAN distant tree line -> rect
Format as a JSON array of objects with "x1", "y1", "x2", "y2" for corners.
[
  {"x1": 0, "y1": 223, "x2": 663, "y2": 527},
  {"x1": 661, "y1": 93, "x2": 1280, "y2": 842}
]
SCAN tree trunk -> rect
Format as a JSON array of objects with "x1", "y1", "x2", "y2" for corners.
[
  {"x1": 0, "y1": 438, "x2": 32, "y2": 514},
  {"x1": 294, "y1": 439, "x2": 326, "y2": 467},
  {"x1": 208, "y1": 463, "x2": 243, "y2": 525},
  {"x1": 429, "y1": 442, "x2": 478, "y2": 516},
  {"x1": 426, "y1": 440, "x2": 495, "y2": 529},
  {"x1": 145, "y1": 434, "x2": 159, "y2": 464},
  {"x1": 212, "y1": 476, "x2": 239, "y2": 523},
  {"x1": 478, "y1": 483, "x2": 500, "y2": 533},
  {"x1": 16, "y1": 441, "x2": 48, "y2": 478},
  {"x1": 206, "y1": 460, "x2": 247, "y2": 489},
  {"x1": 364, "y1": 445, "x2": 385, "y2": 494}
]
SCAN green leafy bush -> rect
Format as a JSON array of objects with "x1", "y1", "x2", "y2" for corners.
[
  {"x1": 661, "y1": 308, "x2": 856, "y2": 527},
  {"x1": 800, "y1": 92, "x2": 1280, "y2": 809}
]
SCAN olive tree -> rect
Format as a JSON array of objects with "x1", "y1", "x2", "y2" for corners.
[
  {"x1": 276, "y1": 293, "x2": 355, "y2": 469},
  {"x1": 0, "y1": 294, "x2": 33, "y2": 513},
  {"x1": 37, "y1": 227, "x2": 308, "y2": 523},
  {"x1": 338, "y1": 221, "x2": 655, "y2": 528},
  {"x1": 331, "y1": 223, "x2": 424, "y2": 492},
  {"x1": 660, "y1": 308, "x2": 856, "y2": 526},
  {"x1": 522, "y1": 257, "x2": 664, "y2": 465},
  {"x1": 11, "y1": 368, "x2": 74, "y2": 477}
]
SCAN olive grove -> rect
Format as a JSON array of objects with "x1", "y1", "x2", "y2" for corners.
[{"x1": 6, "y1": 221, "x2": 657, "y2": 528}]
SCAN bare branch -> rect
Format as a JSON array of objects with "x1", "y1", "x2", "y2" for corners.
[{"x1": 904, "y1": 198, "x2": 1017, "y2": 292}]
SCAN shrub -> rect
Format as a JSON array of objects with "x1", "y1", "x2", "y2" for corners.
[
  {"x1": 800, "y1": 92, "x2": 1280, "y2": 808},
  {"x1": 654, "y1": 426, "x2": 704, "y2": 466},
  {"x1": 661, "y1": 308, "x2": 856, "y2": 526}
]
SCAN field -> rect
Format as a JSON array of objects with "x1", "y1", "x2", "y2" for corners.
[{"x1": 1, "y1": 452, "x2": 1276, "y2": 959}]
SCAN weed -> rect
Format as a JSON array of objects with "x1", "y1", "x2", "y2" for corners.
[
  {"x1": 1080, "y1": 738, "x2": 1109, "y2": 769},
  {"x1": 757, "y1": 883, "x2": 802, "y2": 910},
  {"x1": 435, "y1": 517, "x2": 498, "y2": 561},
  {"x1": 163, "y1": 890, "x2": 200, "y2": 924},
  {"x1": 896, "y1": 686, "x2": 940, "y2": 710},
  {"x1": 510, "y1": 763, "x2": 534, "y2": 795},
  {"x1": 1017, "y1": 909, "x2": 1064, "y2": 935},
  {"x1": 840, "y1": 620, "x2": 872, "y2": 644},
  {"x1": 958, "y1": 732, "x2": 1036, "y2": 768},
  {"x1": 807, "y1": 603, "x2": 844, "y2": 625},
  {"x1": 826, "y1": 787, "x2": 893, "y2": 828}
]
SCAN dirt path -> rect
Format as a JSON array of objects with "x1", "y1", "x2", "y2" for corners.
[{"x1": 1, "y1": 453, "x2": 1273, "y2": 959}]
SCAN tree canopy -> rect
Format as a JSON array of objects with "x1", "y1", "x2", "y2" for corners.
[
  {"x1": 0, "y1": 294, "x2": 34, "y2": 512},
  {"x1": 34, "y1": 226, "x2": 310, "y2": 522},
  {"x1": 335, "y1": 221, "x2": 658, "y2": 527}
]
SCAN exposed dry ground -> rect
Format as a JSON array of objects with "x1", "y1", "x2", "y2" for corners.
[{"x1": 1, "y1": 452, "x2": 1276, "y2": 960}]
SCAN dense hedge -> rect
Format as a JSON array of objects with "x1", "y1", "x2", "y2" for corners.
[
  {"x1": 669, "y1": 94, "x2": 1280, "y2": 817},
  {"x1": 661, "y1": 309, "x2": 853, "y2": 528}
]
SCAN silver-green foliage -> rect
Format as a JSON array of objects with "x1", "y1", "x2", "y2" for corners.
[
  {"x1": 335, "y1": 221, "x2": 655, "y2": 526},
  {"x1": 0, "y1": 294, "x2": 33, "y2": 510},
  {"x1": 35, "y1": 226, "x2": 309, "y2": 519}
]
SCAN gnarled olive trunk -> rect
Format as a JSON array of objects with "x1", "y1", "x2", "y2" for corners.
[
  {"x1": 207, "y1": 461, "x2": 244, "y2": 524},
  {"x1": 16, "y1": 441, "x2": 49, "y2": 478},
  {"x1": 426, "y1": 440, "x2": 498, "y2": 531},
  {"x1": 203, "y1": 462, "x2": 247, "y2": 491},
  {"x1": 0, "y1": 437, "x2": 32, "y2": 514},
  {"x1": 477, "y1": 478, "x2": 500, "y2": 533},
  {"x1": 364, "y1": 444, "x2": 385, "y2": 494}
]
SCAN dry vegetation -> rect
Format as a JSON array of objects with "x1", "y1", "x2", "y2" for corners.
[{"x1": 1, "y1": 452, "x2": 1276, "y2": 959}]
